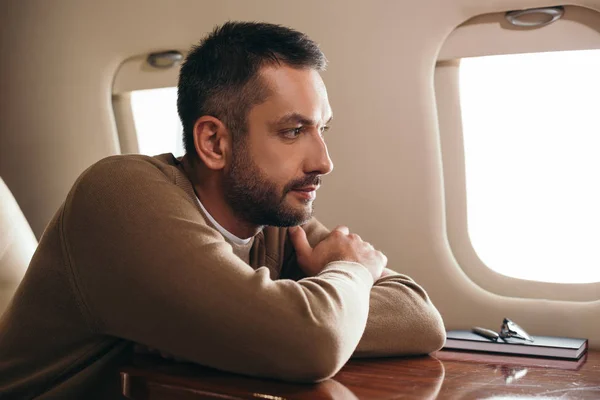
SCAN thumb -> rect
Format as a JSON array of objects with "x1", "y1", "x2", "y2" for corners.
[{"x1": 288, "y1": 226, "x2": 312, "y2": 260}]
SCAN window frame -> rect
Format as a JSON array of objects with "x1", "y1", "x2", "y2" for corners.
[
  {"x1": 111, "y1": 50, "x2": 187, "y2": 155},
  {"x1": 435, "y1": 5, "x2": 600, "y2": 301}
]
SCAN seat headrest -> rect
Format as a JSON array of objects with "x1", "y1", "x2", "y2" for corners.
[{"x1": 0, "y1": 177, "x2": 37, "y2": 315}]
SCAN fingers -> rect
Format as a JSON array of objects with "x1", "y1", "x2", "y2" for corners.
[
  {"x1": 379, "y1": 251, "x2": 388, "y2": 267},
  {"x1": 288, "y1": 226, "x2": 312, "y2": 260},
  {"x1": 330, "y1": 225, "x2": 381, "y2": 256},
  {"x1": 332, "y1": 226, "x2": 370, "y2": 247},
  {"x1": 349, "y1": 233, "x2": 362, "y2": 241},
  {"x1": 333, "y1": 225, "x2": 350, "y2": 235}
]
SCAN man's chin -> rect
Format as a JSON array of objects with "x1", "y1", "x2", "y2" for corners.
[
  {"x1": 277, "y1": 202, "x2": 313, "y2": 226},
  {"x1": 293, "y1": 206, "x2": 314, "y2": 225}
]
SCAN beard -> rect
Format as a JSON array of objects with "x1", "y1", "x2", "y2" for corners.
[{"x1": 222, "y1": 143, "x2": 321, "y2": 227}]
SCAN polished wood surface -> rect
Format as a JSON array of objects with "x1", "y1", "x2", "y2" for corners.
[{"x1": 121, "y1": 350, "x2": 600, "y2": 399}]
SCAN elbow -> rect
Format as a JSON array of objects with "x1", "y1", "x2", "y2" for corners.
[
  {"x1": 427, "y1": 320, "x2": 447, "y2": 353},
  {"x1": 420, "y1": 308, "x2": 447, "y2": 354},
  {"x1": 282, "y1": 325, "x2": 350, "y2": 383},
  {"x1": 303, "y1": 329, "x2": 348, "y2": 382}
]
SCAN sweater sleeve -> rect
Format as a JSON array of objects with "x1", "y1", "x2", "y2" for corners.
[
  {"x1": 61, "y1": 158, "x2": 374, "y2": 383},
  {"x1": 351, "y1": 272, "x2": 446, "y2": 357},
  {"x1": 289, "y1": 218, "x2": 446, "y2": 357}
]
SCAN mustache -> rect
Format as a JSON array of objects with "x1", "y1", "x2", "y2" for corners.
[{"x1": 284, "y1": 174, "x2": 322, "y2": 194}]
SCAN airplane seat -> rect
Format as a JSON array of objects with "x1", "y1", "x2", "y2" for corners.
[{"x1": 0, "y1": 177, "x2": 37, "y2": 317}]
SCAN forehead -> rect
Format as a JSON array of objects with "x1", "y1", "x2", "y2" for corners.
[{"x1": 250, "y1": 65, "x2": 332, "y2": 124}]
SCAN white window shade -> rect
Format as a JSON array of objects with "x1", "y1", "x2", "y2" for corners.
[
  {"x1": 459, "y1": 50, "x2": 600, "y2": 284},
  {"x1": 130, "y1": 87, "x2": 185, "y2": 157}
]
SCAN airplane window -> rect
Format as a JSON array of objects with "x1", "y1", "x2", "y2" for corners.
[
  {"x1": 130, "y1": 87, "x2": 185, "y2": 157},
  {"x1": 459, "y1": 49, "x2": 600, "y2": 284}
]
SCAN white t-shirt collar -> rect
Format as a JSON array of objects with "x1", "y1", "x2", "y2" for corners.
[{"x1": 195, "y1": 196, "x2": 253, "y2": 245}]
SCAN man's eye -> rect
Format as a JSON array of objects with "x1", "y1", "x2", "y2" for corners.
[
  {"x1": 282, "y1": 127, "x2": 303, "y2": 138},
  {"x1": 320, "y1": 125, "x2": 330, "y2": 134}
]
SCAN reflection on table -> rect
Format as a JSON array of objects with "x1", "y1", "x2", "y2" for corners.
[{"x1": 121, "y1": 350, "x2": 600, "y2": 399}]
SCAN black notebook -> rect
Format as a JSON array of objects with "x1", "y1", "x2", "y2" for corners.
[
  {"x1": 435, "y1": 349, "x2": 588, "y2": 370},
  {"x1": 443, "y1": 330, "x2": 588, "y2": 360}
]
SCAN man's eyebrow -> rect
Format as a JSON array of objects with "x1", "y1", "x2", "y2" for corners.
[{"x1": 271, "y1": 113, "x2": 333, "y2": 127}]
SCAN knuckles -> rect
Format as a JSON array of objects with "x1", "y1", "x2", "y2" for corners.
[
  {"x1": 349, "y1": 233, "x2": 361, "y2": 241},
  {"x1": 330, "y1": 230, "x2": 344, "y2": 239}
]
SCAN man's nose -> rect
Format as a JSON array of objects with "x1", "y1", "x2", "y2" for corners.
[{"x1": 306, "y1": 133, "x2": 334, "y2": 176}]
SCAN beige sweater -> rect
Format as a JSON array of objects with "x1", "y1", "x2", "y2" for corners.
[{"x1": 0, "y1": 153, "x2": 445, "y2": 399}]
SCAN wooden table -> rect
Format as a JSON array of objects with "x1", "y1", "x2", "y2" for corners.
[{"x1": 121, "y1": 350, "x2": 600, "y2": 399}]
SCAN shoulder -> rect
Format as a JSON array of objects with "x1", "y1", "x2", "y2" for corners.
[
  {"x1": 67, "y1": 153, "x2": 183, "y2": 200},
  {"x1": 79, "y1": 154, "x2": 178, "y2": 186},
  {"x1": 63, "y1": 153, "x2": 191, "y2": 219}
]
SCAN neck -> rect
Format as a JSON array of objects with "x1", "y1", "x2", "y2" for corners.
[{"x1": 181, "y1": 155, "x2": 262, "y2": 239}]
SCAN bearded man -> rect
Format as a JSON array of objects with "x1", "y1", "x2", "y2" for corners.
[{"x1": 0, "y1": 21, "x2": 445, "y2": 399}]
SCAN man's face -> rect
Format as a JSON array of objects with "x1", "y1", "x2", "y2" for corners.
[{"x1": 223, "y1": 65, "x2": 334, "y2": 227}]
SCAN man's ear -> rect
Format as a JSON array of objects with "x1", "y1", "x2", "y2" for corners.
[{"x1": 192, "y1": 116, "x2": 231, "y2": 170}]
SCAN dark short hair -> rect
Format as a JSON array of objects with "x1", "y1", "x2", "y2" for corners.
[{"x1": 177, "y1": 21, "x2": 327, "y2": 157}]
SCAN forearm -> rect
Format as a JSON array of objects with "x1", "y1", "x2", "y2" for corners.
[
  {"x1": 135, "y1": 263, "x2": 375, "y2": 377},
  {"x1": 78, "y1": 241, "x2": 374, "y2": 382},
  {"x1": 352, "y1": 273, "x2": 446, "y2": 358}
]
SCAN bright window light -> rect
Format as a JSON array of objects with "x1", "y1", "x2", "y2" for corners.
[
  {"x1": 459, "y1": 50, "x2": 600, "y2": 284},
  {"x1": 130, "y1": 87, "x2": 185, "y2": 157}
]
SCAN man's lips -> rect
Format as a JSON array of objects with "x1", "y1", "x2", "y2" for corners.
[
  {"x1": 293, "y1": 185, "x2": 319, "y2": 192},
  {"x1": 291, "y1": 186, "x2": 319, "y2": 200}
]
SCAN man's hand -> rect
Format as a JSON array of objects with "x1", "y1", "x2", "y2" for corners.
[{"x1": 288, "y1": 225, "x2": 387, "y2": 282}]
